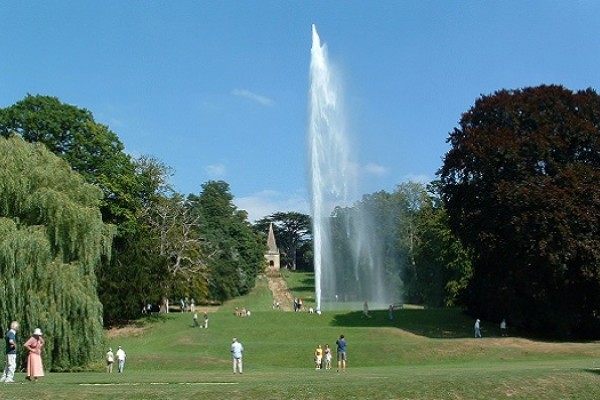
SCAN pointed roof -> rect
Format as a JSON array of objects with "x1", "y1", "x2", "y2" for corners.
[{"x1": 266, "y1": 223, "x2": 279, "y2": 254}]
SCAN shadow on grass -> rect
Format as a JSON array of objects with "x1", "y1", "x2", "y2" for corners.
[
  {"x1": 287, "y1": 277, "x2": 316, "y2": 294},
  {"x1": 330, "y1": 308, "x2": 479, "y2": 339},
  {"x1": 288, "y1": 285, "x2": 314, "y2": 292},
  {"x1": 585, "y1": 368, "x2": 600, "y2": 376}
]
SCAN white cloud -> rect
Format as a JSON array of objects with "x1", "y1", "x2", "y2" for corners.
[
  {"x1": 205, "y1": 163, "x2": 227, "y2": 179},
  {"x1": 235, "y1": 189, "x2": 309, "y2": 223},
  {"x1": 362, "y1": 162, "x2": 390, "y2": 177},
  {"x1": 232, "y1": 89, "x2": 275, "y2": 107}
]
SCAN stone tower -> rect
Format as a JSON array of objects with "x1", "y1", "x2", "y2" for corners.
[{"x1": 264, "y1": 222, "x2": 280, "y2": 271}]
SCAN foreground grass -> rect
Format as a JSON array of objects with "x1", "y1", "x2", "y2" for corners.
[{"x1": 3, "y1": 272, "x2": 600, "y2": 399}]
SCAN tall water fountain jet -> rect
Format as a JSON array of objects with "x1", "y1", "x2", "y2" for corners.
[{"x1": 309, "y1": 25, "x2": 400, "y2": 311}]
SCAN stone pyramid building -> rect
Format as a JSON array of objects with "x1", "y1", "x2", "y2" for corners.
[{"x1": 265, "y1": 222, "x2": 280, "y2": 271}]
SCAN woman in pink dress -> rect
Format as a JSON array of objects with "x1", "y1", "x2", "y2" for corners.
[{"x1": 24, "y1": 328, "x2": 44, "y2": 383}]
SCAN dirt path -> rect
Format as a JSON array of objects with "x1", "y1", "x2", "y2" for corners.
[{"x1": 266, "y1": 271, "x2": 294, "y2": 311}]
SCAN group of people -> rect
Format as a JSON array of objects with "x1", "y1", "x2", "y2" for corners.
[
  {"x1": 313, "y1": 335, "x2": 347, "y2": 372},
  {"x1": 293, "y1": 298, "x2": 304, "y2": 312},
  {"x1": 105, "y1": 346, "x2": 127, "y2": 373},
  {"x1": 234, "y1": 308, "x2": 251, "y2": 317},
  {"x1": 474, "y1": 318, "x2": 509, "y2": 338},
  {"x1": 313, "y1": 344, "x2": 332, "y2": 370},
  {"x1": 1, "y1": 321, "x2": 45, "y2": 383},
  {"x1": 193, "y1": 311, "x2": 209, "y2": 328}
]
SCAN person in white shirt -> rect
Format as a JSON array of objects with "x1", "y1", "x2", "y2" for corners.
[
  {"x1": 1, "y1": 321, "x2": 19, "y2": 383},
  {"x1": 474, "y1": 319, "x2": 482, "y2": 338},
  {"x1": 231, "y1": 337, "x2": 244, "y2": 374},
  {"x1": 116, "y1": 346, "x2": 126, "y2": 373}
]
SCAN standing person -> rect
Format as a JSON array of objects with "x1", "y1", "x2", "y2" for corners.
[
  {"x1": 500, "y1": 319, "x2": 507, "y2": 337},
  {"x1": 193, "y1": 311, "x2": 199, "y2": 327},
  {"x1": 204, "y1": 312, "x2": 209, "y2": 329},
  {"x1": 336, "y1": 334, "x2": 347, "y2": 372},
  {"x1": 388, "y1": 304, "x2": 394, "y2": 321},
  {"x1": 324, "y1": 344, "x2": 332, "y2": 370},
  {"x1": 231, "y1": 337, "x2": 244, "y2": 374},
  {"x1": 314, "y1": 344, "x2": 323, "y2": 370},
  {"x1": 1, "y1": 321, "x2": 19, "y2": 383},
  {"x1": 116, "y1": 346, "x2": 126, "y2": 373},
  {"x1": 474, "y1": 319, "x2": 482, "y2": 338},
  {"x1": 24, "y1": 328, "x2": 44, "y2": 383},
  {"x1": 106, "y1": 347, "x2": 114, "y2": 373}
]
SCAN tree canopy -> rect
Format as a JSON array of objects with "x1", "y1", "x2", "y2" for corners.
[
  {"x1": 0, "y1": 136, "x2": 112, "y2": 370},
  {"x1": 255, "y1": 212, "x2": 312, "y2": 270},
  {"x1": 0, "y1": 94, "x2": 140, "y2": 232},
  {"x1": 439, "y1": 85, "x2": 600, "y2": 337},
  {"x1": 188, "y1": 181, "x2": 265, "y2": 302}
]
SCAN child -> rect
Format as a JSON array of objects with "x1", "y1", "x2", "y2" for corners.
[
  {"x1": 324, "y1": 344, "x2": 332, "y2": 370},
  {"x1": 314, "y1": 344, "x2": 323, "y2": 370}
]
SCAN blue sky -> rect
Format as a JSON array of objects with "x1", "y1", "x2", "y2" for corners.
[{"x1": 2, "y1": 2, "x2": 600, "y2": 222}]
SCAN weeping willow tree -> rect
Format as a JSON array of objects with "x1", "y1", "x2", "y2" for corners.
[{"x1": 0, "y1": 135, "x2": 114, "y2": 370}]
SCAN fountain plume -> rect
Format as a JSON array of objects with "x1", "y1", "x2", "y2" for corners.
[{"x1": 309, "y1": 25, "x2": 400, "y2": 311}]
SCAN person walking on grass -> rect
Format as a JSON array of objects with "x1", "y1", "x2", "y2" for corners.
[
  {"x1": 231, "y1": 337, "x2": 244, "y2": 374},
  {"x1": 336, "y1": 334, "x2": 347, "y2": 372},
  {"x1": 1, "y1": 321, "x2": 19, "y2": 383},
  {"x1": 24, "y1": 328, "x2": 44, "y2": 383},
  {"x1": 475, "y1": 319, "x2": 482, "y2": 338},
  {"x1": 116, "y1": 346, "x2": 126, "y2": 373},
  {"x1": 106, "y1": 347, "x2": 114, "y2": 373}
]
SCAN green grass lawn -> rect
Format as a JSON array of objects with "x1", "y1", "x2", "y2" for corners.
[{"x1": 3, "y1": 271, "x2": 600, "y2": 399}]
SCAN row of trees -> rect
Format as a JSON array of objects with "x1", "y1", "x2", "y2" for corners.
[
  {"x1": 0, "y1": 95, "x2": 266, "y2": 369},
  {"x1": 258, "y1": 184, "x2": 472, "y2": 308}
]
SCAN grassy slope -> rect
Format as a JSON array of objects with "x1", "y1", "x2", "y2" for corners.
[{"x1": 3, "y1": 271, "x2": 600, "y2": 400}]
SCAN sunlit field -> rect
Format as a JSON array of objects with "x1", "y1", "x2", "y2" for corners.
[{"x1": 3, "y1": 273, "x2": 600, "y2": 400}]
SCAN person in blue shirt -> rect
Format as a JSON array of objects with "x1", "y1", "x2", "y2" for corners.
[
  {"x1": 1, "y1": 321, "x2": 19, "y2": 383},
  {"x1": 335, "y1": 334, "x2": 347, "y2": 372}
]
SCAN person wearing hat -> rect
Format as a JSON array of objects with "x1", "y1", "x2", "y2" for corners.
[{"x1": 24, "y1": 328, "x2": 44, "y2": 383}]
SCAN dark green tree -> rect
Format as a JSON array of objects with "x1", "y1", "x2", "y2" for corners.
[
  {"x1": 255, "y1": 212, "x2": 312, "y2": 270},
  {"x1": 412, "y1": 182, "x2": 472, "y2": 307},
  {"x1": 439, "y1": 85, "x2": 600, "y2": 337},
  {"x1": 0, "y1": 95, "x2": 140, "y2": 231},
  {"x1": 0, "y1": 95, "x2": 148, "y2": 324},
  {"x1": 189, "y1": 181, "x2": 264, "y2": 302},
  {"x1": 0, "y1": 136, "x2": 112, "y2": 370}
]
